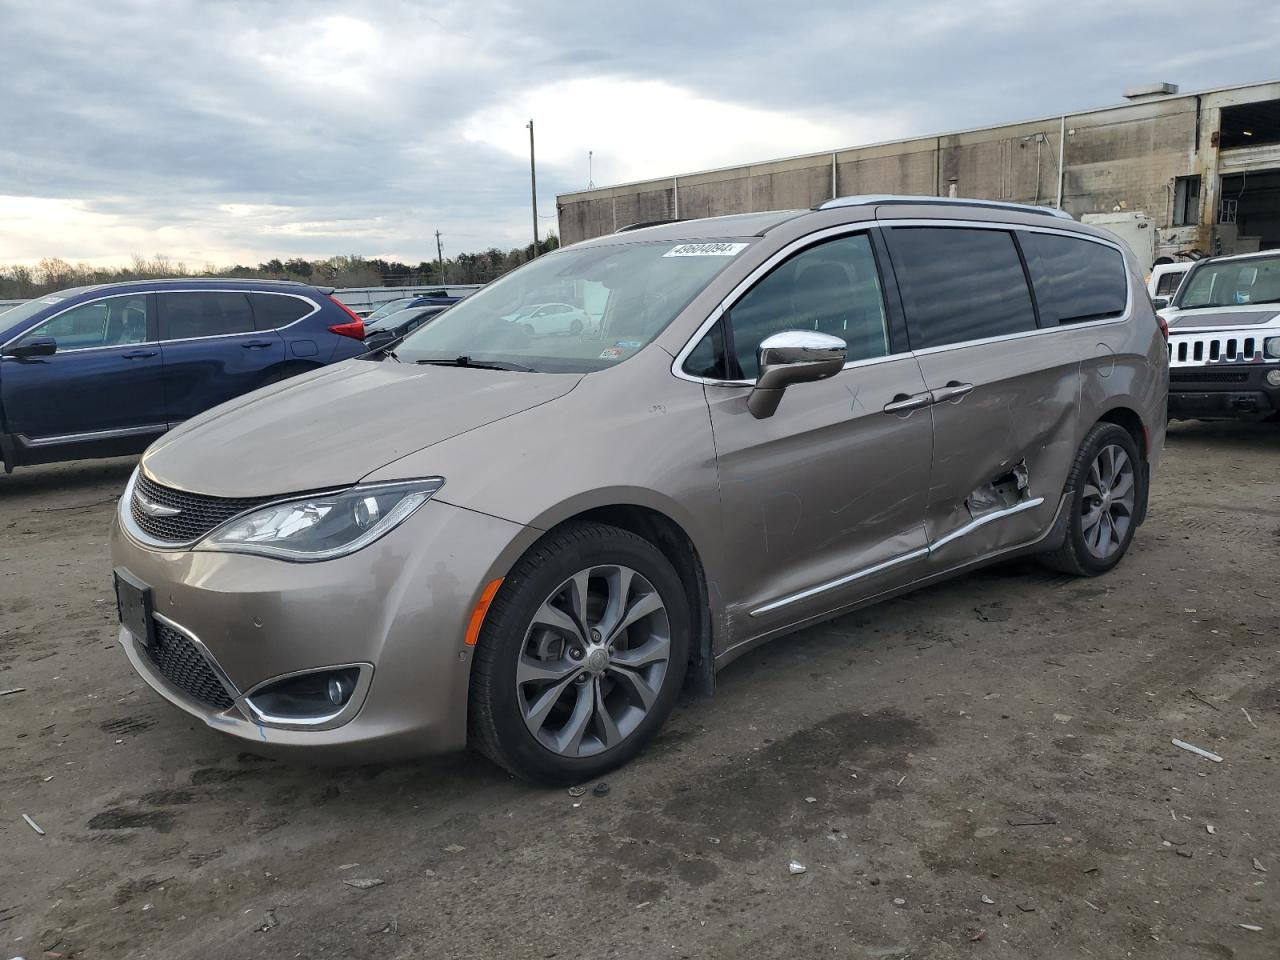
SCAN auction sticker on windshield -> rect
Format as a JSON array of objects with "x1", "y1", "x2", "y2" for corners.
[{"x1": 663, "y1": 242, "x2": 748, "y2": 257}]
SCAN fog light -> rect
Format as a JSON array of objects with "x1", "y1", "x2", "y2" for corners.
[
  {"x1": 244, "y1": 666, "x2": 364, "y2": 724},
  {"x1": 327, "y1": 675, "x2": 350, "y2": 706},
  {"x1": 1266, "y1": 369, "x2": 1280, "y2": 387}
]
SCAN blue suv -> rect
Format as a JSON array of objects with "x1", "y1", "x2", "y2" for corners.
[{"x1": 0, "y1": 279, "x2": 368, "y2": 470}]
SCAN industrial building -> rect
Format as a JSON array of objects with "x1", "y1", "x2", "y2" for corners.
[{"x1": 556, "y1": 79, "x2": 1280, "y2": 267}]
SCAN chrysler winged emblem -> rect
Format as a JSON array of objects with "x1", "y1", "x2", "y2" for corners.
[{"x1": 135, "y1": 491, "x2": 181, "y2": 518}]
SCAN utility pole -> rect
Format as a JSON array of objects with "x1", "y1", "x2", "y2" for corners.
[
  {"x1": 527, "y1": 119, "x2": 540, "y2": 258},
  {"x1": 435, "y1": 230, "x2": 446, "y2": 284}
]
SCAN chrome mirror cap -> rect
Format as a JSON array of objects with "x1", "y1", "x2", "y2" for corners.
[{"x1": 748, "y1": 330, "x2": 847, "y2": 419}]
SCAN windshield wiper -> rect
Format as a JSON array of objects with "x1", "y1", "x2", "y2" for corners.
[{"x1": 415, "y1": 355, "x2": 534, "y2": 372}]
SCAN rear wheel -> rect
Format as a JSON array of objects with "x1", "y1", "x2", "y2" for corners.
[
  {"x1": 468, "y1": 522, "x2": 690, "y2": 784},
  {"x1": 1041, "y1": 423, "x2": 1144, "y2": 576}
]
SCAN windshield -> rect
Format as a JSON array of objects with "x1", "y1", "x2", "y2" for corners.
[
  {"x1": 1176, "y1": 253, "x2": 1280, "y2": 308},
  {"x1": 0, "y1": 286, "x2": 96, "y2": 331},
  {"x1": 392, "y1": 239, "x2": 752, "y2": 373},
  {"x1": 364, "y1": 298, "x2": 416, "y2": 322}
]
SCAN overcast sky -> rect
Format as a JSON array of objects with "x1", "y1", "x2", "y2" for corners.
[{"x1": 1, "y1": 0, "x2": 1276, "y2": 268}]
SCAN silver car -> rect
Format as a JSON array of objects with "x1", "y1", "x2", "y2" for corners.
[{"x1": 111, "y1": 197, "x2": 1168, "y2": 784}]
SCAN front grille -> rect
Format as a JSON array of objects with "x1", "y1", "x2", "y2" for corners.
[
  {"x1": 1170, "y1": 370, "x2": 1250, "y2": 383},
  {"x1": 1167, "y1": 335, "x2": 1262, "y2": 366},
  {"x1": 145, "y1": 622, "x2": 234, "y2": 710},
  {"x1": 132, "y1": 473, "x2": 273, "y2": 544}
]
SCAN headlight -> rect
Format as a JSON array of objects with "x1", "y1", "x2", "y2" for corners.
[
  {"x1": 1265, "y1": 337, "x2": 1280, "y2": 359},
  {"x1": 199, "y1": 479, "x2": 443, "y2": 561}
]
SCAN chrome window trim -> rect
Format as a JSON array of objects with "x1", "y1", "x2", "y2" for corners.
[
  {"x1": 0, "y1": 292, "x2": 156, "y2": 355},
  {"x1": 671, "y1": 218, "x2": 1133, "y2": 386},
  {"x1": 21, "y1": 422, "x2": 168, "y2": 447},
  {"x1": 749, "y1": 496, "x2": 1046, "y2": 618},
  {"x1": 154, "y1": 289, "x2": 319, "y2": 344},
  {"x1": 240, "y1": 663, "x2": 374, "y2": 731},
  {"x1": 2, "y1": 289, "x2": 319, "y2": 352}
]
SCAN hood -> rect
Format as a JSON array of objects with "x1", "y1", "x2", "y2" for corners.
[
  {"x1": 1166, "y1": 307, "x2": 1280, "y2": 330},
  {"x1": 143, "y1": 359, "x2": 582, "y2": 497}
]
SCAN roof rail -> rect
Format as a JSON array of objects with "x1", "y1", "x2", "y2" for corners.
[
  {"x1": 816, "y1": 194, "x2": 1073, "y2": 220},
  {"x1": 615, "y1": 219, "x2": 686, "y2": 233}
]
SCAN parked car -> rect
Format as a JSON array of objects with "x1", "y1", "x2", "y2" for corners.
[
  {"x1": 1147, "y1": 260, "x2": 1194, "y2": 301},
  {"x1": 361, "y1": 297, "x2": 418, "y2": 323},
  {"x1": 111, "y1": 197, "x2": 1166, "y2": 784},
  {"x1": 505, "y1": 301, "x2": 591, "y2": 336},
  {"x1": 362, "y1": 304, "x2": 450, "y2": 352},
  {"x1": 1160, "y1": 248, "x2": 1280, "y2": 421},
  {"x1": 0, "y1": 279, "x2": 366, "y2": 470}
]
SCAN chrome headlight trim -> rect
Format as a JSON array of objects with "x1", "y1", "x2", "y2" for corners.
[{"x1": 196, "y1": 478, "x2": 444, "y2": 562}]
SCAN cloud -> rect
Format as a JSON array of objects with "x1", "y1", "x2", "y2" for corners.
[{"x1": 0, "y1": 0, "x2": 1276, "y2": 267}]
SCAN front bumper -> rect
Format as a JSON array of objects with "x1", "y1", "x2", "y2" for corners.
[
  {"x1": 1168, "y1": 363, "x2": 1280, "y2": 421},
  {"x1": 110, "y1": 497, "x2": 535, "y2": 761}
]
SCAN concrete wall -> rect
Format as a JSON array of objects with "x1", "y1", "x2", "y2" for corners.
[{"x1": 557, "y1": 81, "x2": 1280, "y2": 263}]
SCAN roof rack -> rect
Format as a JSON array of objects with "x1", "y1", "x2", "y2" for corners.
[
  {"x1": 615, "y1": 219, "x2": 686, "y2": 233},
  {"x1": 816, "y1": 194, "x2": 1073, "y2": 220}
]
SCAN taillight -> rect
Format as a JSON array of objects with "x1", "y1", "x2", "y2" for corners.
[
  {"x1": 327, "y1": 295, "x2": 366, "y2": 340},
  {"x1": 1156, "y1": 313, "x2": 1169, "y2": 341}
]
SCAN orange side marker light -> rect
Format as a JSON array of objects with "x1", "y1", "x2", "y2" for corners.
[{"x1": 465, "y1": 578, "x2": 504, "y2": 646}]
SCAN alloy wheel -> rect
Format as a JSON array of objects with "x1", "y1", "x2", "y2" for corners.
[
  {"x1": 1081, "y1": 443, "x2": 1136, "y2": 558},
  {"x1": 515, "y1": 564, "x2": 670, "y2": 758}
]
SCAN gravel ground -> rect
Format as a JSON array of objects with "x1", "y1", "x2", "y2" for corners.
[{"x1": 1, "y1": 421, "x2": 1277, "y2": 960}]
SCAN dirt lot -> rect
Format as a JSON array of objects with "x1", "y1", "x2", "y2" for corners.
[{"x1": 2, "y1": 422, "x2": 1278, "y2": 960}]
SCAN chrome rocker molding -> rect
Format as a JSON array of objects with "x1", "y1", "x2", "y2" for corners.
[
  {"x1": 20, "y1": 422, "x2": 169, "y2": 448},
  {"x1": 749, "y1": 497, "x2": 1045, "y2": 617}
]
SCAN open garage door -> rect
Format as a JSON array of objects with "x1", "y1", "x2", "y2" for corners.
[{"x1": 1219, "y1": 169, "x2": 1280, "y2": 252}]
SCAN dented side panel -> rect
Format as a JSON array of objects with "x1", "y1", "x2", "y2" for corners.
[{"x1": 915, "y1": 332, "x2": 1081, "y2": 564}]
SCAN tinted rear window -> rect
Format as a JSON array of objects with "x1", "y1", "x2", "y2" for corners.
[
  {"x1": 885, "y1": 227, "x2": 1037, "y2": 349},
  {"x1": 250, "y1": 293, "x2": 313, "y2": 330},
  {"x1": 158, "y1": 292, "x2": 255, "y2": 340},
  {"x1": 1021, "y1": 233, "x2": 1128, "y2": 324}
]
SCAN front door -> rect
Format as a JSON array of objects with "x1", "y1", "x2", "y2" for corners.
[
  {"x1": 881, "y1": 224, "x2": 1083, "y2": 565},
  {"x1": 0, "y1": 293, "x2": 166, "y2": 458},
  {"x1": 686, "y1": 230, "x2": 934, "y2": 642},
  {"x1": 156, "y1": 290, "x2": 285, "y2": 422}
]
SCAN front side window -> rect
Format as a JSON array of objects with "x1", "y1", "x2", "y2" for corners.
[
  {"x1": 394, "y1": 240, "x2": 750, "y2": 373},
  {"x1": 1177, "y1": 253, "x2": 1280, "y2": 308},
  {"x1": 18, "y1": 295, "x2": 149, "y2": 351},
  {"x1": 158, "y1": 292, "x2": 255, "y2": 340},
  {"x1": 687, "y1": 233, "x2": 889, "y2": 380},
  {"x1": 886, "y1": 227, "x2": 1036, "y2": 349},
  {"x1": 1021, "y1": 232, "x2": 1128, "y2": 325}
]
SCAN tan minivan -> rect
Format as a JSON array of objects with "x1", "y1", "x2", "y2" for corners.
[{"x1": 111, "y1": 197, "x2": 1168, "y2": 783}]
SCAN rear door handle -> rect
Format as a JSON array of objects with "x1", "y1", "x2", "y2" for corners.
[
  {"x1": 883, "y1": 391, "x2": 934, "y2": 414},
  {"x1": 241, "y1": 340, "x2": 274, "y2": 349},
  {"x1": 121, "y1": 350, "x2": 157, "y2": 359},
  {"x1": 931, "y1": 382, "x2": 975, "y2": 403}
]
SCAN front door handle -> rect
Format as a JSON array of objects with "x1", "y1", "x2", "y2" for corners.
[
  {"x1": 241, "y1": 340, "x2": 274, "y2": 349},
  {"x1": 883, "y1": 391, "x2": 934, "y2": 414},
  {"x1": 121, "y1": 350, "x2": 157, "y2": 359},
  {"x1": 931, "y1": 381, "x2": 975, "y2": 403}
]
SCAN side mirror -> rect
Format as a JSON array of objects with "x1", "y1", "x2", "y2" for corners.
[
  {"x1": 1152, "y1": 297, "x2": 1170, "y2": 310},
  {"x1": 2, "y1": 336, "x2": 57, "y2": 359},
  {"x1": 747, "y1": 330, "x2": 846, "y2": 419}
]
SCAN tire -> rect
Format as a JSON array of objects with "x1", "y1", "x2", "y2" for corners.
[
  {"x1": 1040, "y1": 422, "x2": 1144, "y2": 577},
  {"x1": 569, "y1": 318, "x2": 584, "y2": 336},
  {"x1": 468, "y1": 521, "x2": 690, "y2": 785}
]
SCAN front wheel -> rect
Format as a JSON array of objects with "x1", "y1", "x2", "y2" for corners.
[
  {"x1": 1040, "y1": 422, "x2": 1145, "y2": 576},
  {"x1": 468, "y1": 522, "x2": 690, "y2": 785}
]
